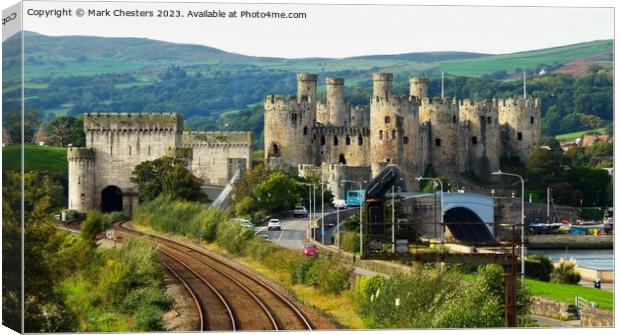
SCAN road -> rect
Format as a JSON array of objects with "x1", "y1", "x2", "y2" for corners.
[{"x1": 254, "y1": 214, "x2": 311, "y2": 251}]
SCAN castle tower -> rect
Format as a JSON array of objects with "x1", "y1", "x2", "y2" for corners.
[
  {"x1": 372, "y1": 73, "x2": 393, "y2": 98},
  {"x1": 409, "y1": 77, "x2": 429, "y2": 98},
  {"x1": 459, "y1": 99, "x2": 501, "y2": 180},
  {"x1": 326, "y1": 77, "x2": 347, "y2": 126},
  {"x1": 297, "y1": 73, "x2": 317, "y2": 103},
  {"x1": 498, "y1": 98, "x2": 542, "y2": 163},
  {"x1": 419, "y1": 97, "x2": 460, "y2": 177},
  {"x1": 264, "y1": 73, "x2": 317, "y2": 170},
  {"x1": 67, "y1": 148, "x2": 96, "y2": 212},
  {"x1": 369, "y1": 73, "x2": 420, "y2": 190}
]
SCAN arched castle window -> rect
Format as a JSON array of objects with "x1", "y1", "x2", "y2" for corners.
[
  {"x1": 269, "y1": 143, "x2": 280, "y2": 157},
  {"x1": 334, "y1": 136, "x2": 339, "y2": 146},
  {"x1": 339, "y1": 154, "x2": 347, "y2": 164},
  {"x1": 345, "y1": 136, "x2": 351, "y2": 145},
  {"x1": 435, "y1": 138, "x2": 442, "y2": 147},
  {"x1": 403, "y1": 136, "x2": 409, "y2": 144},
  {"x1": 358, "y1": 135, "x2": 363, "y2": 145},
  {"x1": 379, "y1": 130, "x2": 383, "y2": 140},
  {"x1": 321, "y1": 135, "x2": 326, "y2": 146},
  {"x1": 392, "y1": 130, "x2": 396, "y2": 140},
  {"x1": 517, "y1": 132, "x2": 523, "y2": 141},
  {"x1": 472, "y1": 136, "x2": 478, "y2": 145},
  {"x1": 385, "y1": 116, "x2": 391, "y2": 123},
  {"x1": 303, "y1": 126, "x2": 308, "y2": 135}
]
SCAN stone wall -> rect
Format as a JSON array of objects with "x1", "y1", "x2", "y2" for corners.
[
  {"x1": 529, "y1": 296, "x2": 578, "y2": 320},
  {"x1": 580, "y1": 307, "x2": 614, "y2": 327}
]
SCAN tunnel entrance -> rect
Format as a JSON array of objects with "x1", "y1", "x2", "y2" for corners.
[
  {"x1": 101, "y1": 185, "x2": 123, "y2": 213},
  {"x1": 444, "y1": 207, "x2": 493, "y2": 243},
  {"x1": 444, "y1": 207, "x2": 483, "y2": 223}
]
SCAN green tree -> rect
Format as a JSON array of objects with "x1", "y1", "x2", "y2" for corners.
[
  {"x1": 254, "y1": 170, "x2": 304, "y2": 214},
  {"x1": 46, "y1": 116, "x2": 85, "y2": 147},
  {"x1": 131, "y1": 156, "x2": 206, "y2": 202},
  {"x1": 3, "y1": 171, "x2": 77, "y2": 332},
  {"x1": 526, "y1": 148, "x2": 565, "y2": 184}
]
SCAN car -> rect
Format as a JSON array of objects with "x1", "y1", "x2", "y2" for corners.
[
  {"x1": 302, "y1": 243, "x2": 318, "y2": 256},
  {"x1": 267, "y1": 218, "x2": 281, "y2": 231},
  {"x1": 236, "y1": 218, "x2": 254, "y2": 229},
  {"x1": 293, "y1": 206, "x2": 308, "y2": 218}
]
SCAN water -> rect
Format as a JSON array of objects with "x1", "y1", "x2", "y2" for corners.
[{"x1": 529, "y1": 249, "x2": 614, "y2": 270}]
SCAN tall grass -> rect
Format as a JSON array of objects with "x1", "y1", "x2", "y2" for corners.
[{"x1": 134, "y1": 196, "x2": 353, "y2": 294}]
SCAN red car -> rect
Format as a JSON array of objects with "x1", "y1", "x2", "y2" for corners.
[{"x1": 302, "y1": 244, "x2": 319, "y2": 256}]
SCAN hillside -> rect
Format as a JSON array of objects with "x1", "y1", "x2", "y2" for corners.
[{"x1": 438, "y1": 40, "x2": 613, "y2": 77}]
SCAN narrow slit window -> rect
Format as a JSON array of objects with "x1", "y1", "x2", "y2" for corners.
[
  {"x1": 358, "y1": 135, "x2": 363, "y2": 145},
  {"x1": 472, "y1": 136, "x2": 478, "y2": 145},
  {"x1": 334, "y1": 135, "x2": 339, "y2": 146},
  {"x1": 403, "y1": 136, "x2": 409, "y2": 144},
  {"x1": 487, "y1": 116, "x2": 492, "y2": 124},
  {"x1": 435, "y1": 138, "x2": 441, "y2": 147},
  {"x1": 345, "y1": 136, "x2": 351, "y2": 145},
  {"x1": 385, "y1": 116, "x2": 391, "y2": 123},
  {"x1": 517, "y1": 132, "x2": 523, "y2": 140},
  {"x1": 530, "y1": 117, "x2": 535, "y2": 124},
  {"x1": 379, "y1": 130, "x2": 383, "y2": 140}
]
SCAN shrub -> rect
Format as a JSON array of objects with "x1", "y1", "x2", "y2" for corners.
[
  {"x1": 81, "y1": 211, "x2": 112, "y2": 243},
  {"x1": 341, "y1": 231, "x2": 360, "y2": 253},
  {"x1": 292, "y1": 257, "x2": 316, "y2": 284},
  {"x1": 551, "y1": 258, "x2": 581, "y2": 284},
  {"x1": 216, "y1": 220, "x2": 253, "y2": 254},
  {"x1": 525, "y1": 254, "x2": 554, "y2": 281}
]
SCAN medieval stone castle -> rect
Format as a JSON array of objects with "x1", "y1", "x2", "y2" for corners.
[
  {"x1": 68, "y1": 113, "x2": 252, "y2": 212},
  {"x1": 264, "y1": 73, "x2": 541, "y2": 197}
]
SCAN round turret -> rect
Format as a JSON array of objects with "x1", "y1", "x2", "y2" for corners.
[
  {"x1": 372, "y1": 73, "x2": 393, "y2": 98},
  {"x1": 296, "y1": 73, "x2": 317, "y2": 103},
  {"x1": 409, "y1": 77, "x2": 429, "y2": 98},
  {"x1": 326, "y1": 77, "x2": 346, "y2": 126},
  {"x1": 67, "y1": 148, "x2": 97, "y2": 212}
]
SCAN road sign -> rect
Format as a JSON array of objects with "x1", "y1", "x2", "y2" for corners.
[
  {"x1": 310, "y1": 220, "x2": 318, "y2": 229},
  {"x1": 105, "y1": 230, "x2": 114, "y2": 240}
]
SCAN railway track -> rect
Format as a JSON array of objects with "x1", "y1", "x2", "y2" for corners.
[{"x1": 116, "y1": 222, "x2": 313, "y2": 331}]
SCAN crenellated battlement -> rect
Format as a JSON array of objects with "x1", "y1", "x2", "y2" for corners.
[
  {"x1": 497, "y1": 97, "x2": 541, "y2": 109},
  {"x1": 264, "y1": 95, "x2": 312, "y2": 112},
  {"x1": 67, "y1": 147, "x2": 96, "y2": 161},
  {"x1": 83, "y1": 112, "x2": 183, "y2": 132},
  {"x1": 421, "y1": 96, "x2": 459, "y2": 107},
  {"x1": 183, "y1": 131, "x2": 253, "y2": 146}
]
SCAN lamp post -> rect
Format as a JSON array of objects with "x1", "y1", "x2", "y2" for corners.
[
  {"x1": 416, "y1": 177, "x2": 444, "y2": 243},
  {"x1": 301, "y1": 182, "x2": 313, "y2": 231},
  {"x1": 341, "y1": 180, "x2": 364, "y2": 256},
  {"x1": 493, "y1": 170, "x2": 525, "y2": 284}
]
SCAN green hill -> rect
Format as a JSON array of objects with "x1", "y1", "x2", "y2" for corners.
[
  {"x1": 438, "y1": 40, "x2": 613, "y2": 77},
  {"x1": 2, "y1": 144, "x2": 68, "y2": 173}
]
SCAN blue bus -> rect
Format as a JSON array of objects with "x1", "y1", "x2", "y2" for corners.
[{"x1": 346, "y1": 189, "x2": 365, "y2": 207}]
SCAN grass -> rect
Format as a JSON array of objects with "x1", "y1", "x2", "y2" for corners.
[
  {"x1": 439, "y1": 40, "x2": 612, "y2": 77},
  {"x1": 463, "y1": 274, "x2": 613, "y2": 310},
  {"x1": 2, "y1": 144, "x2": 68, "y2": 172},
  {"x1": 525, "y1": 279, "x2": 613, "y2": 310},
  {"x1": 554, "y1": 127, "x2": 607, "y2": 141}
]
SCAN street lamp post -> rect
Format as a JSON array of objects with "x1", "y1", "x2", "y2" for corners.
[
  {"x1": 416, "y1": 177, "x2": 444, "y2": 243},
  {"x1": 493, "y1": 170, "x2": 525, "y2": 284},
  {"x1": 341, "y1": 180, "x2": 364, "y2": 256},
  {"x1": 301, "y1": 182, "x2": 313, "y2": 232}
]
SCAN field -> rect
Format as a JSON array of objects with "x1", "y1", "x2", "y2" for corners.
[
  {"x1": 554, "y1": 127, "x2": 607, "y2": 141},
  {"x1": 525, "y1": 279, "x2": 613, "y2": 310},
  {"x1": 2, "y1": 144, "x2": 68, "y2": 172},
  {"x1": 438, "y1": 40, "x2": 612, "y2": 77}
]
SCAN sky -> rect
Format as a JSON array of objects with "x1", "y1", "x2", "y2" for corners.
[{"x1": 18, "y1": 0, "x2": 616, "y2": 58}]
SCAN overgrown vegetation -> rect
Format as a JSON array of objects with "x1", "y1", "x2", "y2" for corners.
[
  {"x1": 2, "y1": 171, "x2": 169, "y2": 332},
  {"x1": 133, "y1": 196, "x2": 352, "y2": 295},
  {"x1": 352, "y1": 264, "x2": 530, "y2": 328}
]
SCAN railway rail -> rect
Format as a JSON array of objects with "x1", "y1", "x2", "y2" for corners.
[{"x1": 116, "y1": 221, "x2": 313, "y2": 331}]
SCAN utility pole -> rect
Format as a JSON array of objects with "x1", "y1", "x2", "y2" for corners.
[
  {"x1": 391, "y1": 185, "x2": 395, "y2": 253},
  {"x1": 523, "y1": 71, "x2": 527, "y2": 99},
  {"x1": 441, "y1": 72, "x2": 445, "y2": 99},
  {"x1": 321, "y1": 169, "x2": 325, "y2": 244}
]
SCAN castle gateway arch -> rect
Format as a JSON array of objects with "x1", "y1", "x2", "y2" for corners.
[{"x1": 101, "y1": 185, "x2": 123, "y2": 213}]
